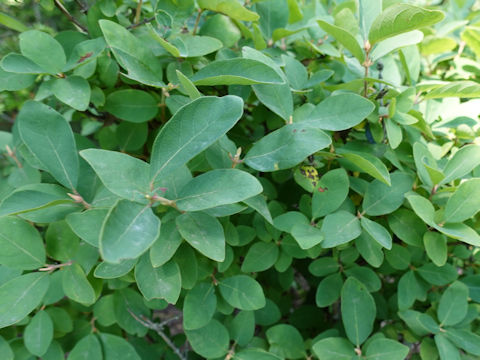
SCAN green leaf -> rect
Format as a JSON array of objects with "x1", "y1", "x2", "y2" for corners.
[
  {"x1": 434, "y1": 222, "x2": 480, "y2": 247},
  {"x1": 441, "y1": 145, "x2": 480, "y2": 184},
  {"x1": 149, "y1": 219, "x2": 182, "y2": 267},
  {"x1": 17, "y1": 101, "x2": 79, "y2": 189},
  {"x1": 99, "y1": 333, "x2": 141, "y2": 360},
  {"x1": 176, "y1": 70, "x2": 201, "y2": 99},
  {"x1": 64, "y1": 38, "x2": 106, "y2": 71},
  {"x1": 417, "y1": 263, "x2": 458, "y2": 286},
  {"x1": 252, "y1": 83, "x2": 293, "y2": 121},
  {"x1": 197, "y1": 0, "x2": 259, "y2": 21},
  {"x1": 421, "y1": 36, "x2": 457, "y2": 56},
  {"x1": 66, "y1": 208, "x2": 108, "y2": 247},
  {"x1": 183, "y1": 282, "x2": 217, "y2": 330},
  {"x1": 0, "y1": 12, "x2": 28, "y2": 32},
  {"x1": 0, "y1": 335, "x2": 13, "y2": 360},
  {"x1": 99, "y1": 20, "x2": 164, "y2": 87},
  {"x1": 444, "y1": 178, "x2": 480, "y2": 222},
  {"x1": 175, "y1": 169, "x2": 262, "y2": 211},
  {"x1": 308, "y1": 93, "x2": 375, "y2": 131},
  {"x1": 243, "y1": 195, "x2": 273, "y2": 224},
  {"x1": 423, "y1": 232, "x2": 447, "y2": 267},
  {"x1": 434, "y1": 333, "x2": 460, "y2": 360},
  {"x1": 356, "y1": 232, "x2": 384, "y2": 268},
  {"x1": 398, "y1": 310, "x2": 440, "y2": 336},
  {"x1": 462, "y1": 275, "x2": 480, "y2": 302},
  {"x1": 23, "y1": 310, "x2": 53, "y2": 356},
  {"x1": 312, "y1": 337, "x2": 355, "y2": 360},
  {"x1": 0, "y1": 184, "x2": 73, "y2": 218},
  {"x1": 0, "y1": 67, "x2": 35, "y2": 91},
  {"x1": 1, "y1": 53, "x2": 46, "y2": 75},
  {"x1": 424, "y1": 81, "x2": 480, "y2": 99},
  {"x1": 135, "y1": 256, "x2": 181, "y2": 303},
  {"x1": 363, "y1": 172, "x2": 413, "y2": 216},
  {"x1": 176, "y1": 212, "x2": 225, "y2": 261},
  {"x1": 100, "y1": 200, "x2": 161, "y2": 263},
  {"x1": 19, "y1": 30, "x2": 66, "y2": 74},
  {"x1": 462, "y1": 26, "x2": 480, "y2": 59},
  {"x1": 241, "y1": 241, "x2": 279, "y2": 272},
  {"x1": 365, "y1": 338, "x2": 409, "y2": 360},
  {"x1": 105, "y1": 89, "x2": 158, "y2": 123},
  {"x1": 291, "y1": 223, "x2": 323, "y2": 250},
  {"x1": 80, "y1": 149, "x2": 150, "y2": 203},
  {"x1": 341, "y1": 277, "x2": 376, "y2": 346},
  {"x1": 62, "y1": 263, "x2": 96, "y2": 305},
  {"x1": 0, "y1": 273, "x2": 50, "y2": 329},
  {"x1": 219, "y1": 275, "x2": 265, "y2": 310},
  {"x1": 309, "y1": 257, "x2": 340, "y2": 277},
  {"x1": 52, "y1": 76, "x2": 91, "y2": 111},
  {"x1": 406, "y1": 194, "x2": 436, "y2": 226},
  {"x1": 245, "y1": 123, "x2": 331, "y2": 172},
  {"x1": 316, "y1": 273, "x2": 343, "y2": 307},
  {"x1": 235, "y1": 349, "x2": 282, "y2": 360},
  {"x1": 444, "y1": 329, "x2": 480, "y2": 356},
  {"x1": 360, "y1": 217, "x2": 392, "y2": 250},
  {"x1": 368, "y1": 4, "x2": 445, "y2": 45},
  {"x1": 312, "y1": 168, "x2": 349, "y2": 219},
  {"x1": 337, "y1": 150, "x2": 390, "y2": 185},
  {"x1": 385, "y1": 243, "x2": 411, "y2": 270},
  {"x1": 266, "y1": 324, "x2": 305, "y2": 359},
  {"x1": 150, "y1": 96, "x2": 243, "y2": 183},
  {"x1": 229, "y1": 310, "x2": 255, "y2": 347},
  {"x1": 152, "y1": 31, "x2": 222, "y2": 59},
  {"x1": 317, "y1": 20, "x2": 365, "y2": 62},
  {"x1": 94, "y1": 259, "x2": 137, "y2": 279},
  {"x1": 397, "y1": 271, "x2": 425, "y2": 311},
  {"x1": 321, "y1": 211, "x2": 362, "y2": 248},
  {"x1": 191, "y1": 59, "x2": 285, "y2": 86},
  {"x1": 370, "y1": 30, "x2": 424, "y2": 61},
  {"x1": 0, "y1": 216, "x2": 45, "y2": 270},
  {"x1": 116, "y1": 122, "x2": 148, "y2": 151},
  {"x1": 68, "y1": 334, "x2": 102, "y2": 360},
  {"x1": 438, "y1": 281, "x2": 469, "y2": 327},
  {"x1": 185, "y1": 319, "x2": 229, "y2": 358}
]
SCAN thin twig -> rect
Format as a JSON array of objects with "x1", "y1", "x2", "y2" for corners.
[
  {"x1": 134, "y1": 0, "x2": 143, "y2": 24},
  {"x1": 38, "y1": 260, "x2": 73, "y2": 272},
  {"x1": 53, "y1": 0, "x2": 88, "y2": 33},
  {"x1": 363, "y1": 41, "x2": 372, "y2": 98},
  {"x1": 73, "y1": 0, "x2": 88, "y2": 13},
  {"x1": 192, "y1": 9, "x2": 204, "y2": 35},
  {"x1": 127, "y1": 15, "x2": 155, "y2": 30},
  {"x1": 5, "y1": 145, "x2": 22, "y2": 168},
  {"x1": 128, "y1": 309, "x2": 186, "y2": 360},
  {"x1": 68, "y1": 192, "x2": 91, "y2": 209}
]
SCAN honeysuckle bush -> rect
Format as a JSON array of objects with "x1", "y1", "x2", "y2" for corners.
[{"x1": 2, "y1": 0, "x2": 480, "y2": 359}]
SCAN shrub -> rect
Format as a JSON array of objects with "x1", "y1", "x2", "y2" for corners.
[{"x1": 1, "y1": 0, "x2": 480, "y2": 359}]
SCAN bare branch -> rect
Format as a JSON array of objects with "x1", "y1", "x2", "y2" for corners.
[
  {"x1": 127, "y1": 309, "x2": 187, "y2": 360},
  {"x1": 53, "y1": 0, "x2": 88, "y2": 33}
]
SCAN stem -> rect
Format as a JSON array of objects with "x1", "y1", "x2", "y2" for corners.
[
  {"x1": 68, "y1": 192, "x2": 91, "y2": 209},
  {"x1": 73, "y1": 0, "x2": 88, "y2": 13},
  {"x1": 229, "y1": 147, "x2": 243, "y2": 168},
  {"x1": 5, "y1": 145, "x2": 23, "y2": 168},
  {"x1": 192, "y1": 9, "x2": 204, "y2": 35},
  {"x1": 38, "y1": 260, "x2": 73, "y2": 272},
  {"x1": 128, "y1": 309, "x2": 186, "y2": 360},
  {"x1": 134, "y1": 0, "x2": 143, "y2": 24},
  {"x1": 363, "y1": 41, "x2": 372, "y2": 97},
  {"x1": 127, "y1": 16, "x2": 155, "y2": 30},
  {"x1": 53, "y1": 0, "x2": 88, "y2": 33}
]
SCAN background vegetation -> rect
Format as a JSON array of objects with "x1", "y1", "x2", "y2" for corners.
[{"x1": 1, "y1": 0, "x2": 480, "y2": 359}]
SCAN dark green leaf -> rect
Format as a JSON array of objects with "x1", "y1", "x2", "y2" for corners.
[{"x1": 341, "y1": 277, "x2": 376, "y2": 346}]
